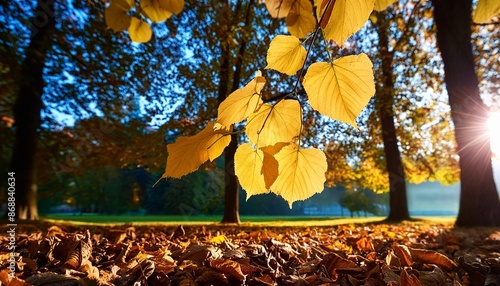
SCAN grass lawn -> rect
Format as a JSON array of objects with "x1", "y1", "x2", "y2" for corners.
[{"x1": 41, "y1": 213, "x2": 456, "y2": 227}]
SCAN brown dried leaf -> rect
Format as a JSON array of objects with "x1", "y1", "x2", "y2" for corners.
[
  {"x1": 195, "y1": 269, "x2": 230, "y2": 285},
  {"x1": 210, "y1": 258, "x2": 246, "y2": 281},
  {"x1": 179, "y1": 245, "x2": 222, "y2": 266},
  {"x1": 408, "y1": 247, "x2": 457, "y2": 271},
  {"x1": 393, "y1": 244, "x2": 413, "y2": 267},
  {"x1": 321, "y1": 252, "x2": 361, "y2": 278},
  {"x1": 400, "y1": 269, "x2": 423, "y2": 286},
  {"x1": 25, "y1": 272, "x2": 79, "y2": 286},
  {"x1": 356, "y1": 236, "x2": 375, "y2": 252},
  {"x1": 0, "y1": 269, "x2": 30, "y2": 286}
]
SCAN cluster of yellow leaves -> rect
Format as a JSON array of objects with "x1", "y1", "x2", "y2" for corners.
[
  {"x1": 164, "y1": 72, "x2": 328, "y2": 207},
  {"x1": 105, "y1": 0, "x2": 184, "y2": 42},
  {"x1": 163, "y1": 0, "x2": 388, "y2": 207}
]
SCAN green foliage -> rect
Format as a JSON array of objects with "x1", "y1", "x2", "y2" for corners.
[{"x1": 339, "y1": 189, "x2": 383, "y2": 217}]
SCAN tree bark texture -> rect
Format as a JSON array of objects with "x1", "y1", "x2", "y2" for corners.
[
  {"x1": 375, "y1": 12, "x2": 411, "y2": 221},
  {"x1": 10, "y1": 0, "x2": 56, "y2": 220},
  {"x1": 434, "y1": 0, "x2": 500, "y2": 226},
  {"x1": 219, "y1": 0, "x2": 255, "y2": 223}
]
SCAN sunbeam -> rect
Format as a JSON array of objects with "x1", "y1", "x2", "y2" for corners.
[{"x1": 487, "y1": 112, "x2": 500, "y2": 159}]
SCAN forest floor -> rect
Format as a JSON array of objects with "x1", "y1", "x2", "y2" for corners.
[{"x1": 0, "y1": 219, "x2": 499, "y2": 285}]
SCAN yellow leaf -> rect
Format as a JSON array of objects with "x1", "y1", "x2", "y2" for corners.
[
  {"x1": 159, "y1": 0, "x2": 185, "y2": 14},
  {"x1": 164, "y1": 122, "x2": 232, "y2": 178},
  {"x1": 271, "y1": 145, "x2": 327, "y2": 208},
  {"x1": 265, "y1": 0, "x2": 294, "y2": 18},
  {"x1": 210, "y1": 235, "x2": 226, "y2": 244},
  {"x1": 140, "y1": 0, "x2": 172, "y2": 22},
  {"x1": 473, "y1": 0, "x2": 500, "y2": 23},
  {"x1": 115, "y1": 0, "x2": 134, "y2": 10},
  {"x1": 217, "y1": 75, "x2": 266, "y2": 126},
  {"x1": 266, "y1": 35, "x2": 307, "y2": 76},
  {"x1": 316, "y1": 0, "x2": 375, "y2": 44},
  {"x1": 303, "y1": 54, "x2": 375, "y2": 129},
  {"x1": 105, "y1": 2, "x2": 131, "y2": 32},
  {"x1": 373, "y1": 0, "x2": 398, "y2": 12},
  {"x1": 260, "y1": 142, "x2": 289, "y2": 156},
  {"x1": 287, "y1": 0, "x2": 316, "y2": 38},
  {"x1": 234, "y1": 143, "x2": 270, "y2": 199},
  {"x1": 261, "y1": 144, "x2": 286, "y2": 189},
  {"x1": 128, "y1": 17, "x2": 153, "y2": 43},
  {"x1": 246, "y1": 100, "x2": 301, "y2": 148}
]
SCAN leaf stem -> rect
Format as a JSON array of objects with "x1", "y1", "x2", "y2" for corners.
[{"x1": 292, "y1": 0, "x2": 336, "y2": 94}]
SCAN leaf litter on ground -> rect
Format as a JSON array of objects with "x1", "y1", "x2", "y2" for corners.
[{"x1": 0, "y1": 221, "x2": 499, "y2": 285}]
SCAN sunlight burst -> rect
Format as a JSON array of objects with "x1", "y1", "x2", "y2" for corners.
[{"x1": 487, "y1": 112, "x2": 500, "y2": 159}]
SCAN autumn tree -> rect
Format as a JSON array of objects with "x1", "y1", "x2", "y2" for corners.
[
  {"x1": 3, "y1": 0, "x2": 181, "y2": 219},
  {"x1": 433, "y1": 0, "x2": 500, "y2": 226},
  {"x1": 9, "y1": 0, "x2": 56, "y2": 220}
]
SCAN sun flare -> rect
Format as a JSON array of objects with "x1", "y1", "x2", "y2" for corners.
[{"x1": 487, "y1": 112, "x2": 500, "y2": 159}]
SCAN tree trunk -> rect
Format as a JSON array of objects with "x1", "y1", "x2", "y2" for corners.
[
  {"x1": 10, "y1": 0, "x2": 55, "y2": 220},
  {"x1": 434, "y1": 0, "x2": 500, "y2": 226},
  {"x1": 219, "y1": 0, "x2": 254, "y2": 223},
  {"x1": 375, "y1": 12, "x2": 411, "y2": 222},
  {"x1": 221, "y1": 134, "x2": 240, "y2": 223}
]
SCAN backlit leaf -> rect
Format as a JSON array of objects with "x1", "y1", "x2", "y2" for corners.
[
  {"x1": 164, "y1": 122, "x2": 232, "y2": 178},
  {"x1": 246, "y1": 100, "x2": 301, "y2": 148},
  {"x1": 234, "y1": 143, "x2": 269, "y2": 199},
  {"x1": 316, "y1": 0, "x2": 375, "y2": 44},
  {"x1": 271, "y1": 145, "x2": 327, "y2": 208},
  {"x1": 140, "y1": 0, "x2": 172, "y2": 22},
  {"x1": 473, "y1": 0, "x2": 500, "y2": 23},
  {"x1": 217, "y1": 75, "x2": 266, "y2": 126},
  {"x1": 128, "y1": 17, "x2": 153, "y2": 43},
  {"x1": 159, "y1": 0, "x2": 185, "y2": 14},
  {"x1": 261, "y1": 143, "x2": 287, "y2": 189},
  {"x1": 303, "y1": 54, "x2": 375, "y2": 129},
  {"x1": 115, "y1": 0, "x2": 134, "y2": 10},
  {"x1": 287, "y1": 0, "x2": 316, "y2": 38},
  {"x1": 266, "y1": 35, "x2": 307, "y2": 75},
  {"x1": 105, "y1": 2, "x2": 131, "y2": 32},
  {"x1": 373, "y1": 0, "x2": 398, "y2": 12},
  {"x1": 265, "y1": 0, "x2": 294, "y2": 18}
]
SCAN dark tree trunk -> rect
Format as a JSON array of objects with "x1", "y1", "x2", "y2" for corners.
[
  {"x1": 10, "y1": 0, "x2": 55, "y2": 220},
  {"x1": 221, "y1": 135, "x2": 240, "y2": 223},
  {"x1": 217, "y1": 41, "x2": 240, "y2": 223},
  {"x1": 434, "y1": 0, "x2": 500, "y2": 226},
  {"x1": 219, "y1": 0, "x2": 254, "y2": 223},
  {"x1": 375, "y1": 12, "x2": 411, "y2": 221}
]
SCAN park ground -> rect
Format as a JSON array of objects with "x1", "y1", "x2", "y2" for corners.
[{"x1": 1, "y1": 216, "x2": 499, "y2": 285}]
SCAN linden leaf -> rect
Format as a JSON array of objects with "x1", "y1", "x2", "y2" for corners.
[
  {"x1": 115, "y1": 0, "x2": 134, "y2": 10},
  {"x1": 266, "y1": 35, "x2": 307, "y2": 76},
  {"x1": 105, "y1": 2, "x2": 131, "y2": 32},
  {"x1": 316, "y1": 0, "x2": 375, "y2": 44},
  {"x1": 265, "y1": 0, "x2": 294, "y2": 18},
  {"x1": 217, "y1": 75, "x2": 266, "y2": 126},
  {"x1": 164, "y1": 122, "x2": 232, "y2": 178},
  {"x1": 473, "y1": 0, "x2": 500, "y2": 23},
  {"x1": 128, "y1": 17, "x2": 153, "y2": 43},
  {"x1": 261, "y1": 143, "x2": 287, "y2": 189},
  {"x1": 140, "y1": 0, "x2": 172, "y2": 22},
  {"x1": 159, "y1": 0, "x2": 185, "y2": 14},
  {"x1": 271, "y1": 145, "x2": 327, "y2": 208},
  {"x1": 373, "y1": 0, "x2": 398, "y2": 12},
  {"x1": 246, "y1": 99, "x2": 301, "y2": 148},
  {"x1": 234, "y1": 143, "x2": 269, "y2": 199},
  {"x1": 303, "y1": 53, "x2": 375, "y2": 129},
  {"x1": 287, "y1": 0, "x2": 316, "y2": 38}
]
